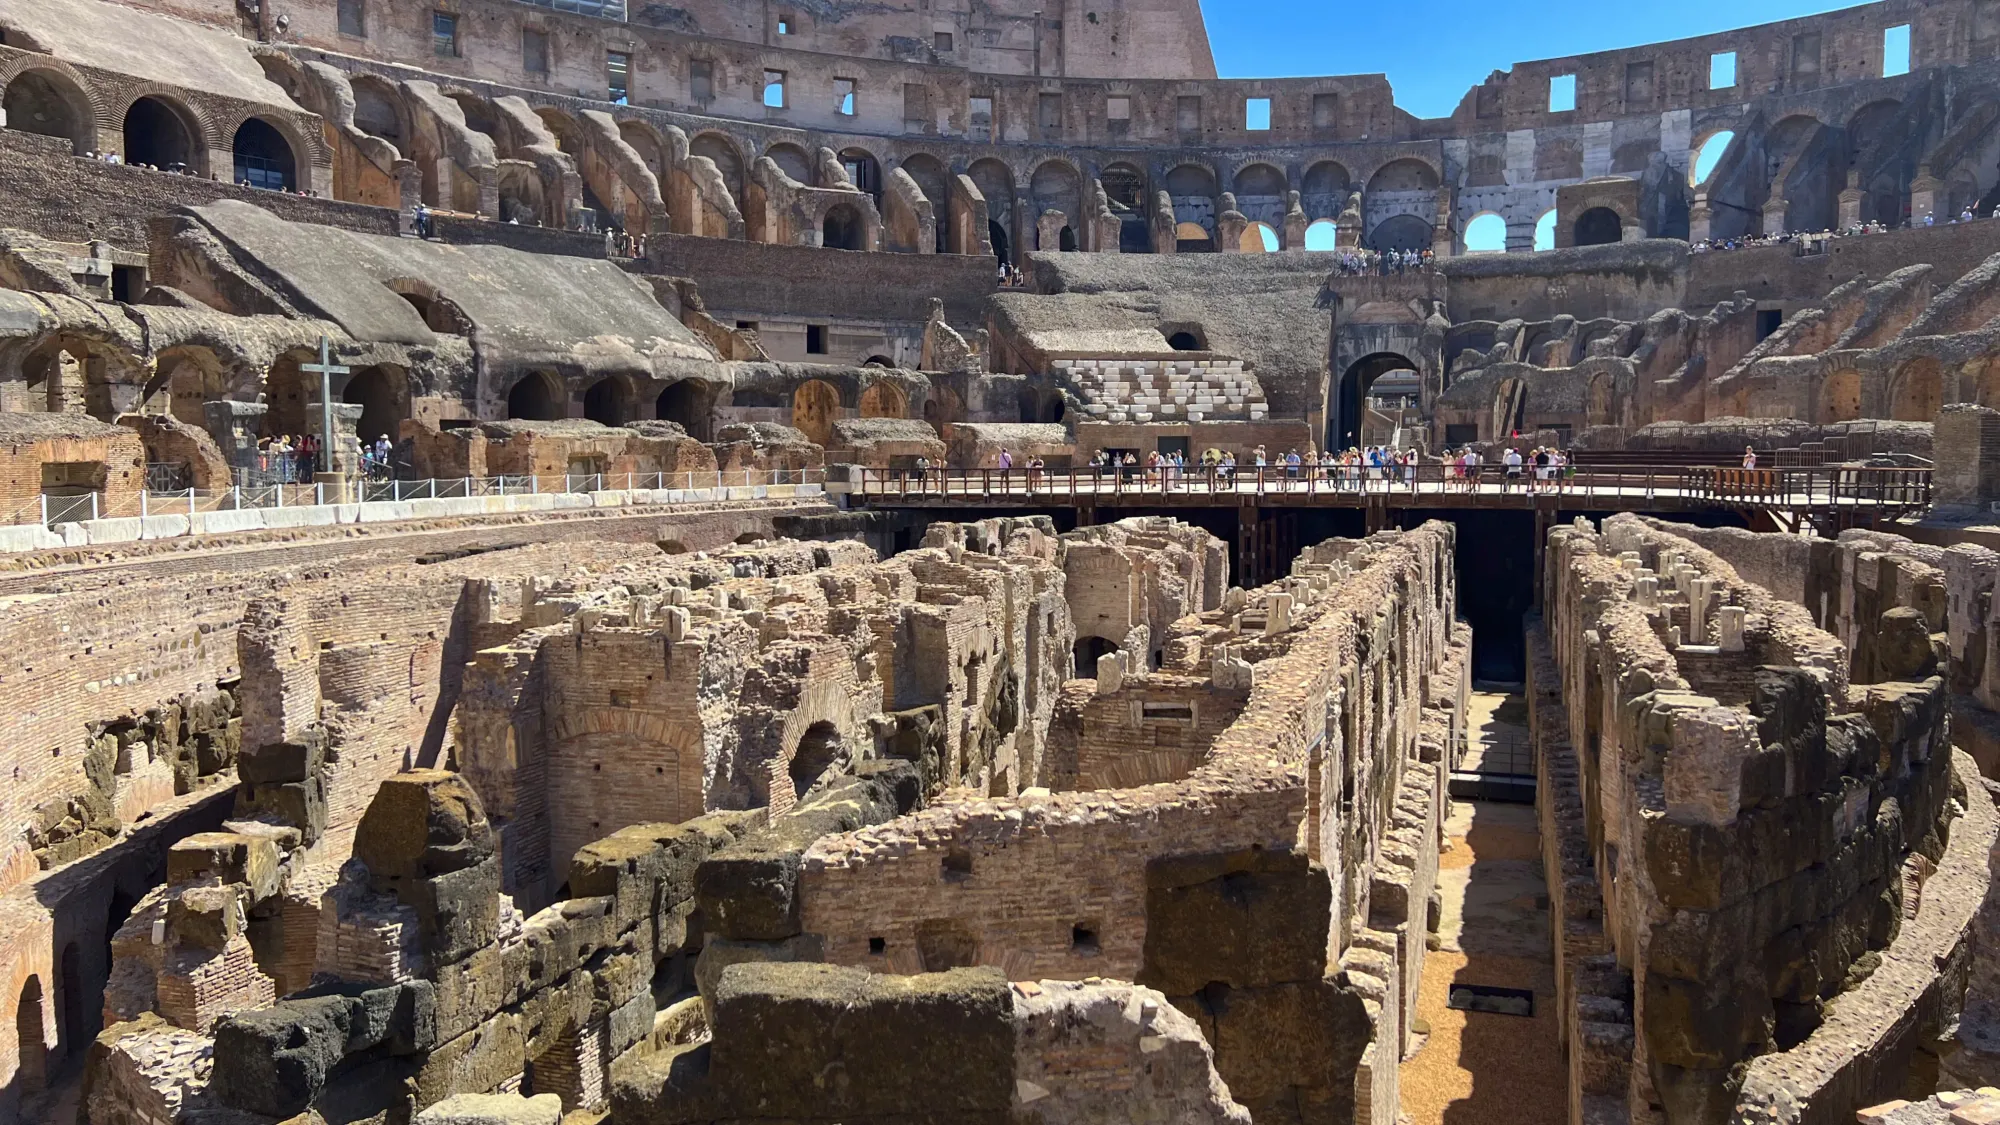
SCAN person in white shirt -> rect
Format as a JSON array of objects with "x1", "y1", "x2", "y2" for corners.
[{"x1": 1503, "y1": 446, "x2": 1523, "y2": 488}]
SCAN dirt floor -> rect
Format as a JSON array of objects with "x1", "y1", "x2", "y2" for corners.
[{"x1": 1400, "y1": 693, "x2": 1566, "y2": 1125}]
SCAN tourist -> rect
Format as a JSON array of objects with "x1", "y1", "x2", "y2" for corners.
[
  {"x1": 997, "y1": 447, "x2": 1013, "y2": 472},
  {"x1": 1742, "y1": 446, "x2": 1758, "y2": 470},
  {"x1": 1503, "y1": 445, "x2": 1523, "y2": 489},
  {"x1": 1285, "y1": 448, "x2": 1302, "y2": 488},
  {"x1": 296, "y1": 432, "x2": 319, "y2": 482}
]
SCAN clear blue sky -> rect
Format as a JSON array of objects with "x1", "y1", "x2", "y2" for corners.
[{"x1": 1201, "y1": 0, "x2": 1856, "y2": 120}]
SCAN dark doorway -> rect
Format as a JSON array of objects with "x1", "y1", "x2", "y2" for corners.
[
  {"x1": 342, "y1": 367, "x2": 401, "y2": 450},
  {"x1": 1074, "y1": 636, "x2": 1117, "y2": 677},
  {"x1": 789, "y1": 721, "x2": 846, "y2": 799},
  {"x1": 656, "y1": 380, "x2": 712, "y2": 440},
  {"x1": 232, "y1": 118, "x2": 296, "y2": 190},
  {"x1": 58, "y1": 944, "x2": 84, "y2": 1058},
  {"x1": 989, "y1": 219, "x2": 1009, "y2": 266},
  {"x1": 823, "y1": 204, "x2": 864, "y2": 250},
  {"x1": 1057, "y1": 225, "x2": 1078, "y2": 251},
  {"x1": 1573, "y1": 207, "x2": 1623, "y2": 247},
  {"x1": 1451, "y1": 509, "x2": 1535, "y2": 681},
  {"x1": 583, "y1": 378, "x2": 633, "y2": 426},
  {"x1": 1336, "y1": 352, "x2": 1419, "y2": 450},
  {"x1": 507, "y1": 373, "x2": 565, "y2": 420},
  {"x1": 123, "y1": 96, "x2": 194, "y2": 170},
  {"x1": 1366, "y1": 214, "x2": 1432, "y2": 251},
  {"x1": 1167, "y1": 331, "x2": 1202, "y2": 351},
  {"x1": 16, "y1": 976, "x2": 44, "y2": 1094}
]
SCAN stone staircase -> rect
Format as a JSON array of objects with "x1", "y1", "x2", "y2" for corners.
[{"x1": 1053, "y1": 358, "x2": 1270, "y2": 423}]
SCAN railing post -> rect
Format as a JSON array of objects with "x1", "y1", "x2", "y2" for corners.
[
  {"x1": 189, "y1": 489, "x2": 196, "y2": 517},
  {"x1": 141, "y1": 490, "x2": 149, "y2": 518},
  {"x1": 430, "y1": 478, "x2": 438, "y2": 499},
  {"x1": 39, "y1": 494, "x2": 48, "y2": 526}
]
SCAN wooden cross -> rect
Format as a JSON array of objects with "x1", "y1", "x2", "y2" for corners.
[{"x1": 298, "y1": 336, "x2": 350, "y2": 474}]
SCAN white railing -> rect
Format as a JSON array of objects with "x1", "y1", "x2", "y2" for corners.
[{"x1": 6, "y1": 468, "x2": 826, "y2": 528}]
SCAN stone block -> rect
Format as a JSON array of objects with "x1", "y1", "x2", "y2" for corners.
[
  {"x1": 82, "y1": 517, "x2": 142, "y2": 544},
  {"x1": 237, "y1": 729, "x2": 326, "y2": 784},
  {"x1": 167, "y1": 883, "x2": 244, "y2": 950},
  {"x1": 192, "y1": 508, "x2": 265, "y2": 536},
  {"x1": 138, "y1": 514, "x2": 190, "y2": 539},
  {"x1": 0, "y1": 523, "x2": 64, "y2": 552},
  {"x1": 1140, "y1": 848, "x2": 1331, "y2": 994},
  {"x1": 703, "y1": 963, "x2": 1014, "y2": 1119},
  {"x1": 355, "y1": 769, "x2": 496, "y2": 883},
  {"x1": 211, "y1": 993, "x2": 359, "y2": 1117},
  {"x1": 168, "y1": 830, "x2": 282, "y2": 902},
  {"x1": 236, "y1": 775, "x2": 327, "y2": 846}
]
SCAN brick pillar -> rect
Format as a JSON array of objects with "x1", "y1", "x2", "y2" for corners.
[
  {"x1": 1933, "y1": 404, "x2": 2000, "y2": 512},
  {"x1": 531, "y1": 1015, "x2": 608, "y2": 1111}
]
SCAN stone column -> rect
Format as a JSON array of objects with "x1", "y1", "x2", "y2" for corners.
[
  {"x1": 1910, "y1": 171, "x2": 1943, "y2": 225},
  {"x1": 1839, "y1": 186, "x2": 1866, "y2": 228}
]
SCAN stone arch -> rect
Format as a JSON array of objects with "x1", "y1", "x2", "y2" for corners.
[
  {"x1": 838, "y1": 147, "x2": 882, "y2": 200},
  {"x1": 534, "y1": 107, "x2": 585, "y2": 157},
  {"x1": 1585, "y1": 370, "x2": 1615, "y2": 426},
  {"x1": 1336, "y1": 351, "x2": 1421, "y2": 449},
  {"x1": 1232, "y1": 162, "x2": 1287, "y2": 198},
  {"x1": 351, "y1": 75, "x2": 407, "y2": 148},
  {"x1": 900, "y1": 152, "x2": 951, "y2": 252},
  {"x1": 386, "y1": 278, "x2": 470, "y2": 334},
  {"x1": 232, "y1": 115, "x2": 299, "y2": 191},
  {"x1": 497, "y1": 163, "x2": 547, "y2": 226},
  {"x1": 1366, "y1": 158, "x2": 1440, "y2": 193},
  {"x1": 764, "y1": 141, "x2": 812, "y2": 184},
  {"x1": 22, "y1": 332, "x2": 137, "y2": 420},
  {"x1": 1463, "y1": 211, "x2": 1507, "y2": 253},
  {"x1": 507, "y1": 371, "x2": 566, "y2": 420},
  {"x1": 656, "y1": 379, "x2": 716, "y2": 440},
  {"x1": 583, "y1": 375, "x2": 636, "y2": 426},
  {"x1": 1573, "y1": 207, "x2": 1623, "y2": 247},
  {"x1": 1, "y1": 66, "x2": 94, "y2": 153},
  {"x1": 15, "y1": 975, "x2": 45, "y2": 1094},
  {"x1": 342, "y1": 365, "x2": 407, "y2": 447},
  {"x1": 1890, "y1": 357, "x2": 1942, "y2": 422},
  {"x1": 617, "y1": 118, "x2": 669, "y2": 180},
  {"x1": 1302, "y1": 160, "x2": 1352, "y2": 220},
  {"x1": 1848, "y1": 99, "x2": 1903, "y2": 160},
  {"x1": 859, "y1": 381, "x2": 908, "y2": 419},
  {"x1": 789, "y1": 721, "x2": 847, "y2": 799},
  {"x1": 545, "y1": 713, "x2": 702, "y2": 876},
  {"x1": 150, "y1": 345, "x2": 237, "y2": 424},
  {"x1": 1764, "y1": 114, "x2": 1824, "y2": 182},
  {"x1": 122, "y1": 92, "x2": 204, "y2": 171},
  {"x1": 822, "y1": 201, "x2": 866, "y2": 250},
  {"x1": 1690, "y1": 130, "x2": 1736, "y2": 187},
  {"x1": 1165, "y1": 163, "x2": 1218, "y2": 248},
  {"x1": 1030, "y1": 159, "x2": 1082, "y2": 226},
  {"x1": 1239, "y1": 221, "x2": 1278, "y2": 252},
  {"x1": 791, "y1": 379, "x2": 841, "y2": 446},
  {"x1": 1367, "y1": 213, "x2": 1432, "y2": 252},
  {"x1": 446, "y1": 90, "x2": 502, "y2": 147},
  {"x1": 1821, "y1": 370, "x2": 1862, "y2": 421},
  {"x1": 690, "y1": 130, "x2": 747, "y2": 201}
]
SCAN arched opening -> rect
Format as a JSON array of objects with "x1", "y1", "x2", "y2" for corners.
[
  {"x1": 1821, "y1": 370, "x2": 1863, "y2": 422},
  {"x1": 58, "y1": 944, "x2": 85, "y2": 1057},
  {"x1": 507, "y1": 372, "x2": 565, "y2": 421},
  {"x1": 1239, "y1": 222, "x2": 1279, "y2": 252},
  {"x1": 822, "y1": 204, "x2": 864, "y2": 251},
  {"x1": 1174, "y1": 221, "x2": 1212, "y2": 252},
  {"x1": 1533, "y1": 209, "x2": 1558, "y2": 251},
  {"x1": 863, "y1": 355, "x2": 895, "y2": 367},
  {"x1": 1336, "y1": 352, "x2": 1421, "y2": 450},
  {"x1": 1463, "y1": 212, "x2": 1507, "y2": 254},
  {"x1": 1891, "y1": 360, "x2": 1941, "y2": 422},
  {"x1": 1167, "y1": 331, "x2": 1203, "y2": 351},
  {"x1": 789, "y1": 721, "x2": 846, "y2": 799},
  {"x1": 1573, "y1": 207, "x2": 1623, "y2": 247},
  {"x1": 1367, "y1": 158, "x2": 1440, "y2": 194},
  {"x1": 1056, "y1": 225, "x2": 1078, "y2": 252},
  {"x1": 352, "y1": 78, "x2": 405, "y2": 147},
  {"x1": 1304, "y1": 219, "x2": 1339, "y2": 251},
  {"x1": 1691, "y1": 131, "x2": 1735, "y2": 187},
  {"x1": 3, "y1": 71, "x2": 88, "y2": 153},
  {"x1": 1103, "y1": 163, "x2": 1151, "y2": 253},
  {"x1": 396, "y1": 289, "x2": 461, "y2": 333},
  {"x1": 1166, "y1": 164, "x2": 1218, "y2": 251},
  {"x1": 122, "y1": 95, "x2": 196, "y2": 170},
  {"x1": 232, "y1": 118, "x2": 297, "y2": 191},
  {"x1": 656, "y1": 380, "x2": 713, "y2": 440},
  {"x1": 839, "y1": 148, "x2": 881, "y2": 201},
  {"x1": 969, "y1": 157, "x2": 1015, "y2": 263},
  {"x1": 583, "y1": 377, "x2": 634, "y2": 426},
  {"x1": 16, "y1": 976, "x2": 44, "y2": 1094},
  {"x1": 901, "y1": 153, "x2": 951, "y2": 252},
  {"x1": 791, "y1": 379, "x2": 841, "y2": 446},
  {"x1": 1975, "y1": 357, "x2": 2000, "y2": 410},
  {"x1": 988, "y1": 219, "x2": 1010, "y2": 266},
  {"x1": 765, "y1": 142, "x2": 812, "y2": 185},
  {"x1": 1030, "y1": 161, "x2": 1082, "y2": 244},
  {"x1": 859, "y1": 382, "x2": 907, "y2": 419},
  {"x1": 1366, "y1": 214, "x2": 1432, "y2": 252},
  {"x1": 342, "y1": 366, "x2": 403, "y2": 450},
  {"x1": 1074, "y1": 635, "x2": 1117, "y2": 677}
]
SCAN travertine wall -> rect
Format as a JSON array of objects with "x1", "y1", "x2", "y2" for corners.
[{"x1": 1541, "y1": 513, "x2": 1964, "y2": 1124}]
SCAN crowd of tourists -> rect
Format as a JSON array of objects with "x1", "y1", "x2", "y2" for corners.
[
  {"x1": 1332, "y1": 248, "x2": 1436, "y2": 276},
  {"x1": 920, "y1": 441, "x2": 1583, "y2": 492},
  {"x1": 1692, "y1": 206, "x2": 2000, "y2": 254}
]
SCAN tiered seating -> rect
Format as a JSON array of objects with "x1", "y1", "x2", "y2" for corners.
[{"x1": 1054, "y1": 358, "x2": 1270, "y2": 422}]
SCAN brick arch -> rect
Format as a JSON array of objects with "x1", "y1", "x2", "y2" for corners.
[
  {"x1": 547, "y1": 714, "x2": 703, "y2": 870},
  {"x1": 1890, "y1": 357, "x2": 1942, "y2": 422},
  {"x1": 219, "y1": 107, "x2": 328, "y2": 167},
  {"x1": 766, "y1": 678, "x2": 865, "y2": 814},
  {"x1": 110, "y1": 84, "x2": 218, "y2": 153},
  {"x1": 0, "y1": 59, "x2": 102, "y2": 148},
  {"x1": 1362, "y1": 155, "x2": 1441, "y2": 193}
]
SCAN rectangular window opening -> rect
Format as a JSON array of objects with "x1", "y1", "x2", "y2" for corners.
[
  {"x1": 969, "y1": 95, "x2": 993, "y2": 140},
  {"x1": 607, "y1": 51, "x2": 630, "y2": 104},
  {"x1": 834, "y1": 77, "x2": 856, "y2": 116},
  {"x1": 763, "y1": 70, "x2": 786, "y2": 109},
  {"x1": 903, "y1": 83, "x2": 931, "y2": 128},
  {"x1": 1245, "y1": 96, "x2": 1272, "y2": 131},
  {"x1": 338, "y1": 0, "x2": 365, "y2": 38},
  {"x1": 1176, "y1": 95, "x2": 1201, "y2": 133},
  {"x1": 1709, "y1": 51, "x2": 1736, "y2": 89},
  {"x1": 1884, "y1": 24, "x2": 1911, "y2": 76},
  {"x1": 432, "y1": 11, "x2": 458, "y2": 57},
  {"x1": 806, "y1": 324, "x2": 827, "y2": 354},
  {"x1": 522, "y1": 28, "x2": 549, "y2": 74},
  {"x1": 776, "y1": 14, "x2": 791, "y2": 34},
  {"x1": 1548, "y1": 73, "x2": 1576, "y2": 112},
  {"x1": 1312, "y1": 92, "x2": 1338, "y2": 130},
  {"x1": 689, "y1": 59, "x2": 713, "y2": 102},
  {"x1": 1106, "y1": 95, "x2": 1131, "y2": 121},
  {"x1": 1038, "y1": 92, "x2": 1063, "y2": 133},
  {"x1": 934, "y1": 30, "x2": 953, "y2": 53}
]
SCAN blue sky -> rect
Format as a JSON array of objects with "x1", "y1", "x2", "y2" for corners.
[{"x1": 1201, "y1": 0, "x2": 1856, "y2": 120}]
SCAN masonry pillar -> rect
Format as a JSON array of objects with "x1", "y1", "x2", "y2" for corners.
[
  {"x1": 1689, "y1": 197, "x2": 1713, "y2": 243},
  {"x1": 1911, "y1": 172, "x2": 1943, "y2": 225},
  {"x1": 1504, "y1": 216, "x2": 1536, "y2": 253},
  {"x1": 1839, "y1": 186, "x2": 1865, "y2": 228},
  {"x1": 1932, "y1": 404, "x2": 2000, "y2": 516}
]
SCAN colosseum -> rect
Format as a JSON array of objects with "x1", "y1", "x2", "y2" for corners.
[{"x1": 8, "y1": 0, "x2": 2000, "y2": 1123}]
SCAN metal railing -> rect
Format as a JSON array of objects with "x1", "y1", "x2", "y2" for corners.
[
  {"x1": 7, "y1": 468, "x2": 825, "y2": 528},
  {"x1": 855, "y1": 463, "x2": 1933, "y2": 514}
]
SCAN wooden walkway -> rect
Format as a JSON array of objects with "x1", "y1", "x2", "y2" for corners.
[{"x1": 852, "y1": 464, "x2": 1932, "y2": 532}]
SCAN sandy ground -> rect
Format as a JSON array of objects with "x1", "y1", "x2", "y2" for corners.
[{"x1": 1400, "y1": 693, "x2": 1566, "y2": 1125}]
